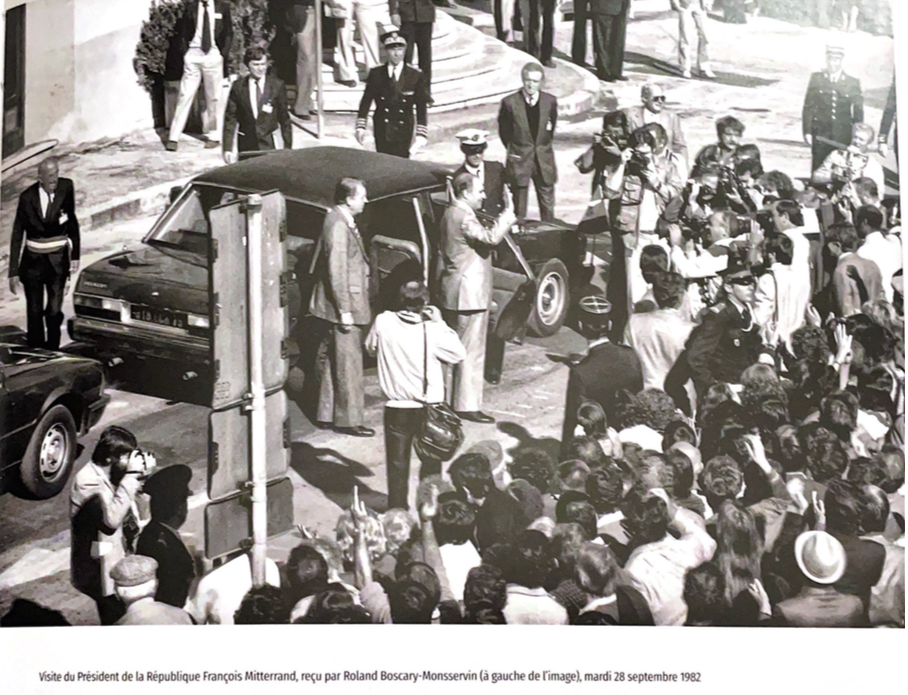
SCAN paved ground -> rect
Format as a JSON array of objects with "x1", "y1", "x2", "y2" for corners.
[{"x1": 0, "y1": 5, "x2": 899, "y2": 625}]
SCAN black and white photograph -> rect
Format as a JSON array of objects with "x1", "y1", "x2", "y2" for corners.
[{"x1": 0, "y1": 0, "x2": 905, "y2": 690}]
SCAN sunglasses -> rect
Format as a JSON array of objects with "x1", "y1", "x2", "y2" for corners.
[
  {"x1": 727, "y1": 275, "x2": 756, "y2": 286},
  {"x1": 651, "y1": 95, "x2": 667, "y2": 103}
]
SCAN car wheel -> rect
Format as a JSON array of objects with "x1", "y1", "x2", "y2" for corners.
[
  {"x1": 527, "y1": 259, "x2": 569, "y2": 337},
  {"x1": 20, "y1": 405, "x2": 78, "y2": 499}
]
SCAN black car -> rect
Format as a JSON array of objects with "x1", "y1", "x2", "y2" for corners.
[
  {"x1": 0, "y1": 329, "x2": 110, "y2": 499},
  {"x1": 68, "y1": 147, "x2": 590, "y2": 368}
]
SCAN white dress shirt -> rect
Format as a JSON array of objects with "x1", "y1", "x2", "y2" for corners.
[
  {"x1": 190, "y1": 0, "x2": 217, "y2": 51},
  {"x1": 248, "y1": 76, "x2": 263, "y2": 119},
  {"x1": 388, "y1": 62, "x2": 403, "y2": 82},
  {"x1": 38, "y1": 187, "x2": 54, "y2": 218}
]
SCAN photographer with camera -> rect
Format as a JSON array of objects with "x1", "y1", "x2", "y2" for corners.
[
  {"x1": 70, "y1": 426, "x2": 156, "y2": 624},
  {"x1": 602, "y1": 122, "x2": 685, "y2": 337},
  {"x1": 365, "y1": 281, "x2": 466, "y2": 510}
]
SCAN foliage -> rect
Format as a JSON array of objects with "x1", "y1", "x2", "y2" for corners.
[{"x1": 133, "y1": 0, "x2": 277, "y2": 93}]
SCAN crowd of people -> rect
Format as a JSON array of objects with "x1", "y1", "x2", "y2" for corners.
[{"x1": 2, "y1": 4, "x2": 903, "y2": 630}]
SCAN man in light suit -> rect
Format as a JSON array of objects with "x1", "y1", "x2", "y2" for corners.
[
  {"x1": 437, "y1": 172, "x2": 517, "y2": 423},
  {"x1": 498, "y1": 62, "x2": 558, "y2": 222},
  {"x1": 671, "y1": 0, "x2": 714, "y2": 80},
  {"x1": 309, "y1": 178, "x2": 375, "y2": 437},
  {"x1": 335, "y1": 0, "x2": 382, "y2": 87},
  {"x1": 622, "y1": 83, "x2": 689, "y2": 175},
  {"x1": 223, "y1": 47, "x2": 292, "y2": 162},
  {"x1": 166, "y1": 0, "x2": 233, "y2": 151}
]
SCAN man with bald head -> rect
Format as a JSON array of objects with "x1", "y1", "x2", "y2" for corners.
[
  {"x1": 8, "y1": 157, "x2": 80, "y2": 349},
  {"x1": 622, "y1": 84, "x2": 688, "y2": 175}
]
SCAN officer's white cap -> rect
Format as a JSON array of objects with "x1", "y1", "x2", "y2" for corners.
[
  {"x1": 456, "y1": 129, "x2": 489, "y2": 147},
  {"x1": 826, "y1": 42, "x2": 846, "y2": 56}
]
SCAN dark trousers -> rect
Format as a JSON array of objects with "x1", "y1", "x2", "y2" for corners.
[
  {"x1": 518, "y1": 0, "x2": 557, "y2": 63},
  {"x1": 20, "y1": 249, "x2": 68, "y2": 349},
  {"x1": 513, "y1": 171, "x2": 556, "y2": 222},
  {"x1": 592, "y1": 11, "x2": 628, "y2": 80},
  {"x1": 571, "y1": 0, "x2": 589, "y2": 65},
  {"x1": 401, "y1": 21, "x2": 433, "y2": 97},
  {"x1": 376, "y1": 133, "x2": 412, "y2": 158},
  {"x1": 94, "y1": 593, "x2": 126, "y2": 626},
  {"x1": 811, "y1": 137, "x2": 837, "y2": 173},
  {"x1": 384, "y1": 405, "x2": 440, "y2": 510}
]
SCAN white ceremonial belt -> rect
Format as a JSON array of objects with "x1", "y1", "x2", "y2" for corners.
[{"x1": 26, "y1": 237, "x2": 70, "y2": 253}]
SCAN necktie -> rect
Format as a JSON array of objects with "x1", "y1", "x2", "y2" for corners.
[
  {"x1": 255, "y1": 78, "x2": 263, "y2": 110},
  {"x1": 201, "y1": 1, "x2": 212, "y2": 54}
]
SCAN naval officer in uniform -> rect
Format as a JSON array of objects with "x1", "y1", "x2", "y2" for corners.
[
  {"x1": 355, "y1": 27, "x2": 429, "y2": 158},
  {"x1": 803, "y1": 43, "x2": 864, "y2": 173}
]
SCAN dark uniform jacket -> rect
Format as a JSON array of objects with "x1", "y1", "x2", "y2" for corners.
[
  {"x1": 685, "y1": 300, "x2": 763, "y2": 398},
  {"x1": 177, "y1": 0, "x2": 234, "y2": 77},
  {"x1": 389, "y1": 0, "x2": 435, "y2": 23},
  {"x1": 8, "y1": 179, "x2": 80, "y2": 278},
  {"x1": 561, "y1": 341, "x2": 643, "y2": 452},
  {"x1": 498, "y1": 91, "x2": 559, "y2": 187},
  {"x1": 454, "y1": 161, "x2": 507, "y2": 216},
  {"x1": 223, "y1": 74, "x2": 292, "y2": 153},
  {"x1": 356, "y1": 64, "x2": 429, "y2": 157},
  {"x1": 136, "y1": 520, "x2": 196, "y2": 609},
  {"x1": 802, "y1": 71, "x2": 863, "y2": 168}
]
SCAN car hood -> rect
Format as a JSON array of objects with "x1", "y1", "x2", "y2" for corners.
[
  {"x1": 0, "y1": 341, "x2": 101, "y2": 370},
  {"x1": 79, "y1": 245, "x2": 209, "y2": 314}
]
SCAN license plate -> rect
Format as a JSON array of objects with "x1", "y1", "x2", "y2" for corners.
[{"x1": 130, "y1": 305, "x2": 187, "y2": 329}]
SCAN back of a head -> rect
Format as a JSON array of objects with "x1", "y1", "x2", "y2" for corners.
[
  {"x1": 652, "y1": 271, "x2": 686, "y2": 310},
  {"x1": 286, "y1": 545, "x2": 329, "y2": 604},
  {"x1": 824, "y1": 479, "x2": 864, "y2": 536},
  {"x1": 663, "y1": 420, "x2": 698, "y2": 448},
  {"x1": 825, "y1": 222, "x2": 860, "y2": 253},
  {"x1": 683, "y1": 563, "x2": 727, "y2": 625},
  {"x1": 556, "y1": 497, "x2": 598, "y2": 541},
  {"x1": 463, "y1": 564, "x2": 507, "y2": 616},
  {"x1": 389, "y1": 580, "x2": 436, "y2": 624},
  {"x1": 452, "y1": 170, "x2": 478, "y2": 200},
  {"x1": 397, "y1": 562, "x2": 442, "y2": 607},
  {"x1": 855, "y1": 204, "x2": 884, "y2": 234},
  {"x1": 766, "y1": 232, "x2": 794, "y2": 266},
  {"x1": 302, "y1": 584, "x2": 356, "y2": 624},
  {"x1": 434, "y1": 497, "x2": 477, "y2": 546},
  {"x1": 576, "y1": 400, "x2": 608, "y2": 438},
  {"x1": 699, "y1": 456, "x2": 743, "y2": 506},
  {"x1": 575, "y1": 542, "x2": 619, "y2": 597},
  {"x1": 509, "y1": 446, "x2": 556, "y2": 494},
  {"x1": 622, "y1": 388, "x2": 680, "y2": 432},
  {"x1": 557, "y1": 459, "x2": 591, "y2": 494},
  {"x1": 639, "y1": 245, "x2": 669, "y2": 284},
  {"x1": 509, "y1": 530, "x2": 555, "y2": 589},
  {"x1": 760, "y1": 170, "x2": 795, "y2": 200},
  {"x1": 234, "y1": 585, "x2": 290, "y2": 625},
  {"x1": 398, "y1": 280, "x2": 429, "y2": 312},
  {"x1": 551, "y1": 522, "x2": 587, "y2": 574},
  {"x1": 585, "y1": 464, "x2": 625, "y2": 515},
  {"x1": 620, "y1": 485, "x2": 672, "y2": 545},
  {"x1": 563, "y1": 436, "x2": 606, "y2": 469},
  {"x1": 859, "y1": 485, "x2": 890, "y2": 535}
]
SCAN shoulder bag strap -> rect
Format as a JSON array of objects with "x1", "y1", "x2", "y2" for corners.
[{"x1": 423, "y1": 322, "x2": 429, "y2": 404}]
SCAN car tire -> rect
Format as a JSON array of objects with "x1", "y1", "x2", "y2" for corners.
[
  {"x1": 20, "y1": 405, "x2": 78, "y2": 499},
  {"x1": 527, "y1": 259, "x2": 569, "y2": 337}
]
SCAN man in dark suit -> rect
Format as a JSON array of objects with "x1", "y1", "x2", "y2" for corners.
[
  {"x1": 356, "y1": 28, "x2": 429, "y2": 158},
  {"x1": 223, "y1": 47, "x2": 292, "y2": 163},
  {"x1": 309, "y1": 178, "x2": 374, "y2": 437},
  {"x1": 498, "y1": 62, "x2": 558, "y2": 222},
  {"x1": 8, "y1": 157, "x2": 80, "y2": 349},
  {"x1": 453, "y1": 129, "x2": 507, "y2": 217},
  {"x1": 390, "y1": 0, "x2": 436, "y2": 103},
  {"x1": 167, "y1": 0, "x2": 233, "y2": 151},
  {"x1": 802, "y1": 43, "x2": 864, "y2": 172},
  {"x1": 136, "y1": 465, "x2": 196, "y2": 610},
  {"x1": 574, "y1": 0, "x2": 630, "y2": 82},
  {"x1": 561, "y1": 294, "x2": 643, "y2": 452}
]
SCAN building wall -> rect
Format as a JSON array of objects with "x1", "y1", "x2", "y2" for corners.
[{"x1": 5, "y1": 0, "x2": 152, "y2": 149}]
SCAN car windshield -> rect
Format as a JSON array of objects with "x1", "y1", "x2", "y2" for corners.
[{"x1": 147, "y1": 185, "x2": 236, "y2": 255}]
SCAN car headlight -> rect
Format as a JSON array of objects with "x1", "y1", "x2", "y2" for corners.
[{"x1": 188, "y1": 314, "x2": 210, "y2": 329}]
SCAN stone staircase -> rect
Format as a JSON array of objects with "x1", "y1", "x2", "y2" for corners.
[{"x1": 319, "y1": 12, "x2": 526, "y2": 113}]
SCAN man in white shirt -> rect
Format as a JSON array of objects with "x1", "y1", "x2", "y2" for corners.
[
  {"x1": 185, "y1": 552, "x2": 281, "y2": 625},
  {"x1": 812, "y1": 123, "x2": 886, "y2": 203},
  {"x1": 856, "y1": 204, "x2": 902, "y2": 302}
]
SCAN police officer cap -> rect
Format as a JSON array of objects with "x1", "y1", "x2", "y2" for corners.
[
  {"x1": 111, "y1": 555, "x2": 158, "y2": 588},
  {"x1": 381, "y1": 27, "x2": 407, "y2": 49},
  {"x1": 826, "y1": 42, "x2": 845, "y2": 57},
  {"x1": 457, "y1": 129, "x2": 489, "y2": 151},
  {"x1": 578, "y1": 294, "x2": 611, "y2": 326},
  {"x1": 143, "y1": 464, "x2": 193, "y2": 500}
]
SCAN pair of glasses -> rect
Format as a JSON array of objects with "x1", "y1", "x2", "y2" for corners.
[{"x1": 651, "y1": 96, "x2": 667, "y2": 103}]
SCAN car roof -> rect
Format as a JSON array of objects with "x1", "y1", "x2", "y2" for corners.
[{"x1": 193, "y1": 147, "x2": 448, "y2": 209}]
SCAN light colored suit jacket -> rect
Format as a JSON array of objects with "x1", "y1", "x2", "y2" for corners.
[
  {"x1": 309, "y1": 207, "x2": 371, "y2": 325},
  {"x1": 437, "y1": 200, "x2": 511, "y2": 311}
]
